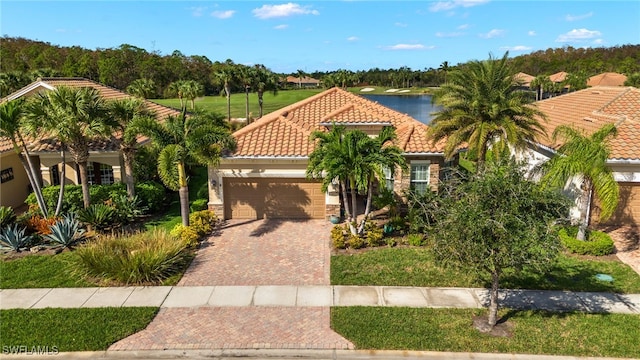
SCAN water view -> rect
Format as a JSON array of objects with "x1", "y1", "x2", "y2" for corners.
[{"x1": 361, "y1": 94, "x2": 441, "y2": 125}]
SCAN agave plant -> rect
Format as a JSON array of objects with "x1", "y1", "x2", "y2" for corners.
[
  {"x1": 0, "y1": 224, "x2": 34, "y2": 252},
  {"x1": 77, "y1": 203, "x2": 116, "y2": 231},
  {"x1": 44, "y1": 215, "x2": 87, "y2": 248}
]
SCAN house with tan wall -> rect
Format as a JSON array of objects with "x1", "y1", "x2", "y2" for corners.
[{"x1": 208, "y1": 87, "x2": 449, "y2": 220}]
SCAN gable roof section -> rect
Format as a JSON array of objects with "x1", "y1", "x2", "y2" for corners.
[
  {"x1": 587, "y1": 72, "x2": 628, "y2": 87},
  {"x1": 1, "y1": 77, "x2": 182, "y2": 154},
  {"x1": 285, "y1": 76, "x2": 320, "y2": 85},
  {"x1": 230, "y1": 87, "x2": 445, "y2": 157},
  {"x1": 514, "y1": 72, "x2": 535, "y2": 87},
  {"x1": 533, "y1": 86, "x2": 640, "y2": 161},
  {"x1": 549, "y1": 71, "x2": 568, "y2": 83}
]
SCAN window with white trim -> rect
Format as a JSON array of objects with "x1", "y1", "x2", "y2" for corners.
[
  {"x1": 382, "y1": 166, "x2": 394, "y2": 191},
  {"x1": 410, "y1": 160, "x2": 430, "y2": 194}
]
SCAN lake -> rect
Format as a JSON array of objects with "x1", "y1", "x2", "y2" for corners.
[{"x1": 361, "y1": 94, "x2": 441, "y2": 125}]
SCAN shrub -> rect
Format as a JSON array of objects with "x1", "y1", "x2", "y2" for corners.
[
  {"x1": 385, "y1": 237, "x2": 397, "y2": 247},
  {"x1": 190, "y1": 198, "x2": 208, "y2": 212},
  {"x1": 364, "y1": 221, "x2": 384, "y2": 247},
  {"x1": 331, "y1": 224, "x2": 346, "y2": 249},
  {"x1": 24, "y1": 216, "x2": 58, "y2": 235},
  {"x1": 559, "y1": 227, "x2": 615, "y2": 256},
  {"x1": 72, "y1": 229, "x2": 191, "y2": 285},
  {"x1": 0, "y1": 224, "x2": 34, "y2": 252},
  {"x1": 77, "y1": 204, "x2": 117, "y2": 231},
  {"x1": 44, "y1": 215, "x2": 87, "y2": 249},
  {"x1": 347, "y1": 233, "x2": 365, "y2": 249},
  {"x1": 25, "y1": 183, "x2": 128, "y2": 214},
  {"x1": 0, "y1": 206, "x2": 17, "y2": 229},
  {"x1": 189, "y1": 210, "x2": 217, "y2": 236},
  {"x1": 108, "y1": 194, "x2": 145, "y2": 224},
  {"x1": 407, "y1": 233, "x2": 426, "y2": 247},
  {"x1": 135, "y1": 181, "x2": 166, "y2": 213},
  {"x1": 170, "y1": 224, "x2": 200, "y2": 248}
]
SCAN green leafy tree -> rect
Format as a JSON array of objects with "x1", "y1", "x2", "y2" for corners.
[
  {"x1": 126, "y1": 78, "x2": 157, "y2": 99},
  {"x1": 24, "y1": 86, "x2": 113, "y2": 209},
  {"x1": 565, "y1": 71, "x2": 588, "y2": 92},
  {"x1": 132, "y1": 110, "x2": 236, "y2": 226},
  {"x1": 539, "y1": 124, "x2": 619, "y2": 241},
  {"x1": 431, "y1": 159, "x2": 569, "y2": 329},
  {"x1": 307, "y1": 125, "x2": 406, "y2": 234},
  {"x1": 428, "y1": 52, "x2": 547, "y2": 170},
  {"x1": 0, "y1": 99, "x2": 48, "y2": 216},
  {"x1": 624, "y1": 72, "x2": 640, "y2": 87}
]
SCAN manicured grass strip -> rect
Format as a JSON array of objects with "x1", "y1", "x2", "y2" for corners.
[
  {"x1": 331, "y1": 247, "x2": 640, "y2": 293},
  {"x1": 331, "y1": 307, "x2": 640, "y2": 358},
  {"x1": 0, "y1": 252, "x2": 93, "y2": 289},
  {"x1": 0, "y1": 307, "x2": 158, "y2": 352}
]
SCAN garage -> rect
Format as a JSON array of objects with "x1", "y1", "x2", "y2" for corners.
[
  {"x1": 592, "y1": 182, "x2": 640, "y2": 226},
  {"x1": 223, "y1": 178, "x2": 325, "y2": 220}
]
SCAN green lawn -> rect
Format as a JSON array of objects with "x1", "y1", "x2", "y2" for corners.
[
  {"x1": 331, "y1": 247, "x2": 640, "y2": 294},
  {"x1": 0, "y1": 307, "x2": 157, "y2": 352},
  {"x1": 332, "y1": 307, "x2": 640, "y2": 358},
  {"x1": 0, "y1": 252, "x2": 93, "y2": 289}
]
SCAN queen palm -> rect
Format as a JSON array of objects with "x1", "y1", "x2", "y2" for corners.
[
  {"x1": 107, "y1": 97, "x2": 155, "y2": 198},
  {"x1": 428, "y1": 52, "x2": 547, "y2": 170},
  {"x1": 530, "y1": 75, "x2": 551, "y2": 101},
  {"x1": 540, "y1": 124, "x2": 619, "y2": 241},
  {"x1": 24, "y1": 86, "x2": 112, "y2": 209},
  {"x1": 215, "y1": 69, "x2": 234, "y2": 121},
  {"x1": 0, "y1": 99, "x2": 48, "y2": 217},
  {"x1": 253, "y1": 65, "x2": 279, "y2": 119},
  {"x1": 132, "y1": 110, "x2": 236, "y2": 226}
]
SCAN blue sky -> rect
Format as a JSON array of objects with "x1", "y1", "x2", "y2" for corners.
[{"x1": 2, "y1": 1, "x2": 639, "y2": 74}]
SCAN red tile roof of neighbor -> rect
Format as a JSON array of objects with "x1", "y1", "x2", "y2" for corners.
[
  {"x1": 587, "y1": 72, "x2": 628, "y2": 87},
  {"x1": 0, "y1": 77, "x2": 182, "y2": 154},
  {"x1": 230, "y1": 87, "x2": 446, "y2": 157},
  {"x1": 533, "y1": 86, "x2": 640, "y2": 161},
  {"x1": 285, "y1": 76, "x2": 320, "y2": 84},
  {"x1": 514, "y1": 72, "x2": 535, "y2": 87},
  {"x1": 549, "y1": 71, "x2": 568, "y2": 83}
]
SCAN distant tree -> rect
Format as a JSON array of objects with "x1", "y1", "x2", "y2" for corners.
[
  {"x1": 296, "y1": 69, "x2": 306, "y2": 89},
  {"x1": 166, "y1": 80, "x2": 186, "y2": 110},
  {"x1": 181, "y1": 80, "x2": 204, "y2": 110},
  {"x1": 624, "y1": 72, "x2": 640, "y2": 87},
  {"x1": 438, "y1": 61, "x2": 450, "y2": 83},
  {"x1": 565, "y1": 71, "x2": 588, "y2": 92},
  {"x1": 431, "y1": 159, "x2": 569, "y2": 330},
  {"x1": 253, "y1": 65, "x2": 279, "y2": 119},
  {"x1": 238, "y1": 67, "x2": 255, "y2": 122},
  {"x1": 529, "y1": 75, "x2": 552, "y2": 101},
  {"x1": 126, "y1": 78, "x2": 157, "y2": 99},
  {"x1": 215, "y1": 69, "x2": 234, "y2": 121}
]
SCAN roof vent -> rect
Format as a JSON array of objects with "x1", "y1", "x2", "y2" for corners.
[
  {"x1": 281, "y1": 110, "x2": 289, "y2": 117},
  {"x1": 583, "y1": 117, "x2": 596, "y2": 122}
]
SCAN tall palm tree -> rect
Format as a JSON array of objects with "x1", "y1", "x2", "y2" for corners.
[
  {"x1": 181, "y1": 80, "x2": 204, "y2": 110},
  {"x1": 107, "y1": 97, "x2": 155, "y2": 198},
  {"x1": 126, "y1": 78, "x2": 157, "y2": 99},
  {"x1": 296, "y1": 69, "x2": 306, "y2": 89},
  {"x1": 132, "y1": 110, "x2": 236, "y2": 226},
  {"x1": 167, "y1": 81, "x2": 186, "y2": 110},
  {"x1": 428, "y1": 52, "x2": 547, "y2": 170},
  {"x1": 238, "y1": 67, "x2": 255, "y2": 122},
  {"x1": 529, "y1": 75, "x2": 551, "y2": 101},
  {"x1": 307, "y1": 125, "x2": 406, "y2": 235},
  {"x1": 438, "y1": 61, "x2": 450, "y2": 83},
  {"x1": 215, "y1": 70, "x2": 234, "y2": 121},
  {"x1": 253, "y1": 65, "x2": 279, "y2": 119},
  {"x1": 540, "y1": 124, "x2": 619, "y2": 241},
  {"x1": 0, "y1": 99, "x2": 48, "y2": 217},
  {"x1": 24, "y1": 86, "x2": 112, "y2": 209}
]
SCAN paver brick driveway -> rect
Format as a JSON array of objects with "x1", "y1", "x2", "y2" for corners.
[{"x1": 110, "y1": 219, "x2": 353, "y2": 350}]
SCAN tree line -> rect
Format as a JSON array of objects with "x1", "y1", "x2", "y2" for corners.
[{"x1": 1, "y1": 36, "x2": 639, "y2": 98}]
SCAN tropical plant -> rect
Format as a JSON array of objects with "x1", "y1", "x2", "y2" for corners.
[
  {"x1": 0, "y1": 224, "x2": 34, "y2": 252},
  {"x1": 24, "y1": 86, "x2": 114, "y2": 209},
  {"x1": 428, "y1": 52, "x2": 547, "y2": 170},
  {"x1": 77, "y1": 203, "x2": 116, "y2": 231},
  {"x1": 624, "y1": 72, "x2": 640, "y2": 87},
  {"x1": 438, "y1": 61, "x2": 450, "y2": 83},
  {"x1": 296, "y1": 69, "x2": 306, "y2": 88},
  {"x1": 214, "y1": 69, "x2": 234, "y2": 121},
  {"x1": 126, "y1": 78, "x2": 157, "y2": 99},
  {"x1": 0, "y1": 206, "x2": 17, "y2": 229},
  {"x1": 238, "y1": 66, "x2": 255, "y2": 122},
  {"x1": 307, "y1": 125, "x2": 406, "y2": 235},
  {"x1": 0, "y1": 99, "x2": 48, "y2": 217},
  {"x1": 181, "y1": 80, "x2": 204, "y2": 110},
  {"x1": 108, "y1": 193, "x2": 145, "y2": 224},
  {"x1": 539, "y1": 123, "x2": 619, "y2": 241},
  {"x1": 253, "y1": 64, "x2": 279, "y2": 119},
  {"x1": 44, "y1": 215, "x2": 87, "y2": 248},
  {"x1": 529, "y1": 75, "x2": 552, "y2": 101},
  {"x1": 131, "y1": 110, "x2": 235, "y2": 226}
]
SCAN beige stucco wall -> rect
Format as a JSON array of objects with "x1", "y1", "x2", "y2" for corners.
[{"x1": 0, "y1": 152, "x2": 31, "y2": 209}]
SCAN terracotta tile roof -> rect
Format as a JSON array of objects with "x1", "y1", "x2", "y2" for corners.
[
  {"x1": 0, "y1": 77, "x2": 182, "y2": 154},
  {"x1": 285, "y1": 76, "x2": 320, "y2": 84},
  {"x1": 515, "y1": 72, "x2": 535, "y2": 87},
  {"x1": 230, "y1": 87, "x2": 445, "y2": 157},
  {"x1": 587, "y1": 72, "x2": 628, "y2": 87},
  {"x1": 533, "y1": 86, "x2": 640, "y2": 161},
  {"x1": 549, "y1": 71, "x2": 568, "y2": 83}
]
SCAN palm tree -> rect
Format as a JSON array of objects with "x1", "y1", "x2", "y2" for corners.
[
  {"x1": 24, "y1": 86, "x2": 112, "y2": 209},
  {"x1": 296, "y1": 69, "x2": 306, "y2": 89},
  {"x1": 132, "y1": 110, "x2": 236, "y2": 226},
  {"x1": 215, "y1": 69, "x2": 234, "y2": 121},
  {"x1": 530, "y1": 75, "x2": 552, "y2": 101},
  {"x1": 307, "y1": 125, "x2": 406, "y2": 235},
  {"x1": 167, "y1": 81, "x2": 186, "y2": 110},
  {"x1": 0, "y1": 99, "x2": 48, "y2": 217},
  {"x1": 438, "y1": 61, "x2": 450, "y2": 83},
  {"x1": 428, "y1": 52, "x2": 547, "y2": 170},
  {"x1": 540, "y1": 124, "x2": 619, "y2": 241},
  {"x1": 181, "y1": 80, "x2": 204, "y2": 110},
  {"x1": 107, "y1": 97, "x2": 155, "y2": 198},
  {"x1": 253, "y1": 65, "x2": 279, "y2": 119},
  {"x1": 238, "y1": 67, "x2": 255, "y2": 122},
  {"x1": 126, "y1": 78, "x2": 157, "y2": 99}
]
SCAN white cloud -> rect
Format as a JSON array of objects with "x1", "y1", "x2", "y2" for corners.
[
  {"x1": 435, "y1": 31, "x2": 464, "y2": 38},
  {"x1": 395, "y1": 22, "x2": 408, "y2": 27},
  {"x1": 556, "y1": 28, "x2": 602, "y2": 42},
  {"x1": 528, "y1": 30, "x2": 536, "y2": 36},
  {"x1": 191, "y1": 6, "x2": 207, "y2": 17},
  {"x1": 457, "y1": 24, "x2": 469, "y2": 30},
  {"x1": 347, "y1": 36, "x2": 359, "y2": 42},
  {"x1": 252, "y1": 3, "x2": 319, "y2": 19},
  {"x1": 593, "y1": 38, "x2": 604, "y2": 45},
  {"x1": 274, "y1": 24, "x2": 289, "y2": 30},
  {"x1": 384, "y1": 44, "x2": 434, "y2": 50},
  {"x1": 429, "y1": 0, "x2": 489, "y2": 12},
  {"x1": 211, "y1": 10, "x2": 235, "y2": 19},
  {"x1": 500, "y1": 45, "x2": 532, "y2": 51},
  {"x1": 565, "y1": 12, "x2": 593, "y2": 21},
  {"x1": 479, "y1": 29, "x2": 504, "y2": 38}
]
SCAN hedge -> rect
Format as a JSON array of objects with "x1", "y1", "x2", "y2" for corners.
[{"x1": 559, "y1": 227, "x2": 615, "y2": 256}]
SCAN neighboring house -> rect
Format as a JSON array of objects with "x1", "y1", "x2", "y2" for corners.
[
  {"x1": 207, "y1": 87, "x2": 449, "y2": 220},
  {"x1": 549, "y1": 71, "x2": 568, "y2": 84},
  {"x1": 587, "y1": 72, "x2": 628, "y2": 87},
  {"x1": 0, "y1": 77, "x2": 181, "y2": 209},
  {"x1": 518, "y1": 86, "x2": 640, "y2": 227},
  {"x1": 285, "y1": 76, "x2": 321, "y2": 88},
  {"x1": 514, "y1": 72, "x2": 535, "y2": 88}
]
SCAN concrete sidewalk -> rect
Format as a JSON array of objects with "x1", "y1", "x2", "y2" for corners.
[{"x1": 1, "y1": 285, "x2": 639, "y2": 314}]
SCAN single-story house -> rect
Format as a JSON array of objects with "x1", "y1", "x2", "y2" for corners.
[
  {"x1": 518, "y1": 85, "x2": 640, "y2": 227},
  {"x1": 587, "y1": 72, "x2": 628, "y2": 87},
  {"x1": 549, "y1": 71, "x2": 568, "y2": 84},
  {"x1": 285, "y1": 76, "x2": 321, "y2": 88},
  {"x1": 0, "y1": 77, "x2": 181, "y2": 209},
  {"x1": 207, "y1": 87, "x2": 449, "y2": 220},
  {"x1": 514, "y1": 72, "x2": 535, "y2": 88}
]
